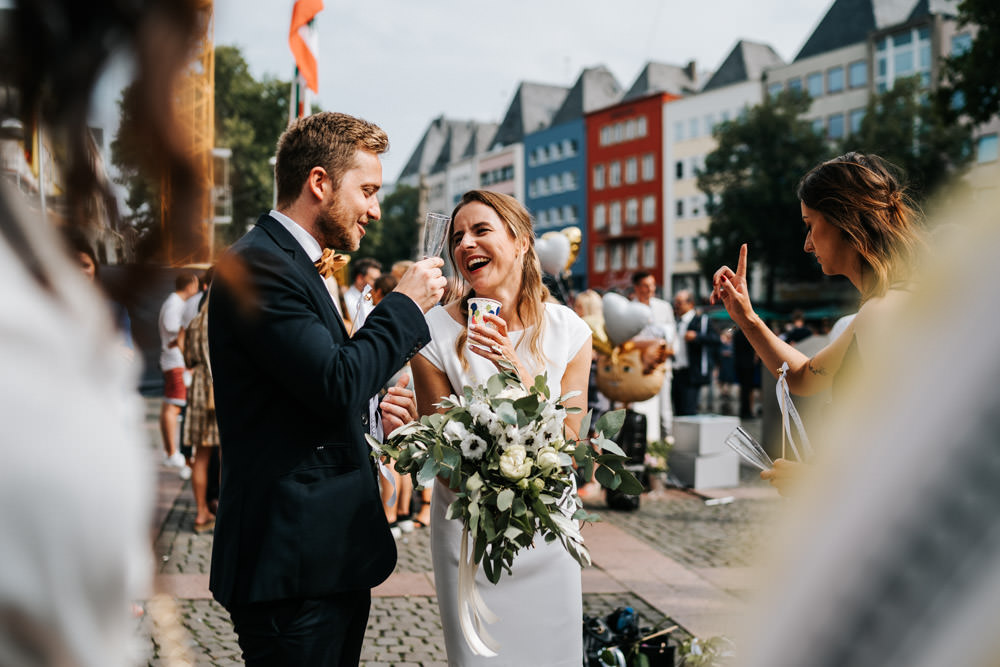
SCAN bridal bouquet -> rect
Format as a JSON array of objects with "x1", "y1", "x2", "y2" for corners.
[{"x1": 367, "y1": 363, "x2": 642, "y2": 655}]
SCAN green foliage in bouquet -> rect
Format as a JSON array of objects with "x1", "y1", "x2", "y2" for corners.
[{"x1": 368, "y1": 363, "x2": 643, "y2": 584}]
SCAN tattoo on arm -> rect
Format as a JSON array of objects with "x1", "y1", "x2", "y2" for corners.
[{"x1": 807, "y1": 358, "x2": 828, "y2": 376}]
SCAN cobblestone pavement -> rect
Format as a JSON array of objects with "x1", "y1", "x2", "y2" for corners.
[{"x1": 137, "y1": 399, "x2": 775, "y2": 665}]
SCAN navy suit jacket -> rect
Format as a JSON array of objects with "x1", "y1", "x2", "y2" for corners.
[
  {"x1": 207, "y1": 214, "x2": 430, "y2": 609},
  {"x1": 680, "y1": 312, "x2": 720, "y2": 386}
]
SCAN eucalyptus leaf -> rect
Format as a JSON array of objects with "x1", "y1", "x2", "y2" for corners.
[
  {"x1": 446, "y1": 500, "x2": 463, "y2": 521},
  {"x1": 482, "y1": 508, "x2": 497, "y2": 541},
  {"x1": 496, "y1": 401, "x2": 517, "y2": 425},
  {"x1": 616, "y1": 471, "x2": 645, "y2": 496},
  {"x1": 594, "y1": 465, "x2": 616, "y2": 489},
  {"x1": 487, "y1": 374, "x2": 505, "y2": 395},
  {"x1": 512, "y1": 497, "x2": 527, "y2": 517},
  {"x1": 595, "y1": 437, "x2": 627, "y2": 458},
  {"x1": 496, "y1": 488, "x2": 514, "y2": 512},
  {"x1": 503, "y1": 525, "x2": 522, "y2": 540},
  {"x1": 594, "y1": 409, "x2": 626, "y2": 439},
  {"x1": 416, "y1": 458, "x2": 438, "y2": 487}
]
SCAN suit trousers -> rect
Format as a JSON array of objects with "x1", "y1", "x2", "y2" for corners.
[
  {"x1": 229, "y1": 590, "x2": 371, "y2": 666},
  {"x1": 671, "y1": 367, "x2": 701, "y2": 417}
]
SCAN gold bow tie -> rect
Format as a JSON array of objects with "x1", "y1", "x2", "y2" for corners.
[{"x1": 314, "y1": 249, "x2": 349, "y2": 279}]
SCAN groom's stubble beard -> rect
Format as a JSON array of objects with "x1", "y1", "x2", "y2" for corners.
[{"x1": 315, "y1": 191, "x2": 360, "y2": 252}]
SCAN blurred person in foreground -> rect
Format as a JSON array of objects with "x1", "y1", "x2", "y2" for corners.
[
  {"x1": 710, "y1": 152, "x2": 924, "y2": 495},
  {"x1": 207, "y1": 111, "x2": 446, "y2": 665},
  {"x1": 0, "y1": 1, "x2": 205, "y2": 665},
  {"x1": 739, "y1": 188, "x2": 1000, "y2": 667}
]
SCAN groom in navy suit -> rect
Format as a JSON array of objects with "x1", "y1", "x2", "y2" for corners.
[{"x1": 208, "y1": 112, "x2": 446, "y2": 665}]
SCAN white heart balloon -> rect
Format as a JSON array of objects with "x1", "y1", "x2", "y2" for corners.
[
  {"x1": 602, "y1": 292, "x2": 652, "y2": 346},
  {"x1": 535, "y1": 232, "x2": 570, "y2": 275}
]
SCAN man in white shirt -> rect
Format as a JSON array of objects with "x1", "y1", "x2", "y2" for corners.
[
  {"x1": 630, "y1": 271, "x2": 676, "y2": 440},
  {"x1": 343, "y1": 257, "x2": 381, "y2": 328},
  {"x1": 158, "y1": 273, "x2": 200, "y2": 467}
]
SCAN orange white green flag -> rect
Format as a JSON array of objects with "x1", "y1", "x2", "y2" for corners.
[{"x1": 289, "y1": 0, "x2": 323, "y2": 121}]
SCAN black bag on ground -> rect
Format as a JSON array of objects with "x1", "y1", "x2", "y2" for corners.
[{"x1": 582, "y1": 606, "x2": 674, "y2": 666}]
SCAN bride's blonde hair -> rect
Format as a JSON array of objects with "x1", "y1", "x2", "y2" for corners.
[{"x1": 448, "y1": 190, "x2": 549, "y2": 372}]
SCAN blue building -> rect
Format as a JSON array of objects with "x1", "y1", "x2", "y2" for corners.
[{"x1": 523, "y1": 67, "x2": 623, "y2": 293}]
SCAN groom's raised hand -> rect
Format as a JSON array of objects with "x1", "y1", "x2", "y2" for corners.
[
  {"x1": 396, "y1": 257, "x2": 447, "y2": 312},
  {"x1": 380, "y1": 373, "x2": 418, "y2": 438}
]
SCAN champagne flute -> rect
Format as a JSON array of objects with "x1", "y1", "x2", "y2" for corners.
[
  {"x1": 420, "y1": 212, "x2": 450, "y2": 259},
  {"x1": 724, "y1": 426, "x2": 773, "y2": 471}
]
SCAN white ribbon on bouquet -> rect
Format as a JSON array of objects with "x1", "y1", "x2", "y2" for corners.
[
  {"x1": 775, "y1": 362, "x2": 814, "y2": 461},
  {"x1": 458, "y1": 525, "x2": 500, "y2": 656}
]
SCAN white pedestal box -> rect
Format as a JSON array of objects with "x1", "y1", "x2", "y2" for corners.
[
  {"x1": 670, "y1": 451, "x2": 741, "y2": 489},
  {"x1": 672, "y1": 415, "x2": 741, "y2": 456}
]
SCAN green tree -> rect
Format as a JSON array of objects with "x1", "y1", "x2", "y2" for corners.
[
  {"x1": 213, "y1": 46, "x2": 290, "y2": 246},
  {"x1": 112, "y1": 45, "x2": 290, "y2": 254},
  {"x1": 697, "y1": 91, "x2": 828, "y2": 305},
  {"x1": 938, "y1": 0, "x2": 1000, "y2": 125},
  {"x1": 355, "y1": 185, "x2": 420, "y2": 267},
  {"x1": 847, "y1": 76, "x2": 972, "y2": 200}
]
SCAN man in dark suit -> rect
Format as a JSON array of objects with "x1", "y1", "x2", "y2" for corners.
[
  {"x1": 208, "y1": 112, "x2": 446, "y2": 665},
  {"x1": 671, "y1": 289, "x2": 720, "y2": 416}
]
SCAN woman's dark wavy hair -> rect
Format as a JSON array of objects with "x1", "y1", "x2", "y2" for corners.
[
  {"x1": 797, "y1": 152, "x2": 924, "y2": 301},
  {"x1": 7, "y1": 0, "x2": 204, "y2": 264}
]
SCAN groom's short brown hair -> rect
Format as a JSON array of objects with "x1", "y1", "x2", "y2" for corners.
[{"x1": 274, "y1": 112, "x2": 388, "y2": 207}]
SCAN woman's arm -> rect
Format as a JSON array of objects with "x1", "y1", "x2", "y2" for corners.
[
  {"x1": 559, "y1": 339, "x2": 592, "y2": 441},
  {"x1": 410, "y1": 353, "x2": 453, "y2": 417},
  {"x1": 712, "y1": 244, "x2": 856, "y2": 396}
]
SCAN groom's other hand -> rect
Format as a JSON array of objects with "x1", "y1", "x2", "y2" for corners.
[
  {"x1": 380, "y1": 373, "x2": 418, "y2": 437},
  {"x1": 395, "y1": 258, "x2": 446, "y2": 312}
]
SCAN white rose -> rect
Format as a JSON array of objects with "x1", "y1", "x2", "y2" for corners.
[
  {"x1": 496, "y1": 385, "x2": 528, "y2": 400},
  {"x1": 536, "y1": 446, "x2": 560, "y2": 472},
  {"x1": 499, "y1": 444, "x2": 533, "y2": 480}
]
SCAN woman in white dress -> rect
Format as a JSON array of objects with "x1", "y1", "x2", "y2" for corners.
[{"x1": 410, "y1": 190, "x2": 592, "y2": 666}]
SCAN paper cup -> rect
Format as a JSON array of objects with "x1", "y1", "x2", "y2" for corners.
[{"x1": 467, "y1": 298, "x2": 501, "y2": 329}]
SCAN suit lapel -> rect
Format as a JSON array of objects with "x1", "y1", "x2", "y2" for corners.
[{"x1": 255, "y1": 215, "x2": 349, "y2": 339}]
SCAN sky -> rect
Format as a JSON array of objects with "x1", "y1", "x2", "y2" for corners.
[{"x1": 212, "y1": 0, "x2": 835, "y2": 184}]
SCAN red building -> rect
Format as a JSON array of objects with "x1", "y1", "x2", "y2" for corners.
[{"x1": 585, "y1": 92, "x2": 677, "y2": 291}]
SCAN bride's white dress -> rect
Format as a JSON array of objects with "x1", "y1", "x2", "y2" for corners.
[{"x1": 418, "y1": 302, "x2": 592, "y2": 666}]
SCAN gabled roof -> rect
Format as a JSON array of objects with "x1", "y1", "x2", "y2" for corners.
[
  {"x1": 399, "y1": 117, "x2": 497, "y2": 179},
  {"x1": 702, "y1": 40, "x2": 784, "y2": 92},
  {"x1": 623, "y1": 61, "x2": 699, "y2": 101},
  {"x1": 491, "y1": 82, "x2": 569, "y2": 148},
  {"x1": 795, "y1": 0, "x2": 959, "y2": 62},
  {"x1": 550, "y1": 66, "x2": 624, "y2": 126}
]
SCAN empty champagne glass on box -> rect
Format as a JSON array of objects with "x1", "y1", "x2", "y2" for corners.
[
  {"x1": 724, "y1": 426, "x2": 773, "y2": 471},
  {"x1": 420, "y1": 212, "x2": 450, "y2": 259}
]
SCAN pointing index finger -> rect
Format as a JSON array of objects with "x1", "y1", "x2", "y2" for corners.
[{"x1": 737, "y1": 244, "x2": 748, "y2": 281}]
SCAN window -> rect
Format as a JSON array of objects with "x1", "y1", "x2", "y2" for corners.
[
  {"x1": 811, "y1": 118, "x2": 825, "y2": 135},
  {"x1": 705, "y1": 113, "x2": 716, "y2": 134},
  {"x1": 609, "y1": 202, "x2": 622, "y2": 235},
  {"x1": 849, "y1": 60, "x2": 867, "y2": 88},
  {"x1": 550, "y1": 207, "x2": 561, "y2": 224},
  {"x1": 675, "y1": 238, "x2": 685, "y2": 263},
  {"x1": 637, "y1": 116, "x2": 647, "y2": 137},
  {"x1": 594, "y1": 246, "x2": 606, "y2": 272},
  {"x1": 768, "y1": 81, "x2": 784, "y2": 98},
  {"x1": 828, "y1": 113, "x2": 845, "y2": 139},
  {"x1": 688, "y1": 117, "x2": 699, "y2": 138},
  {"x1": 675, "y1": 160, "x2": 684, "y2": 179},
  {"x1": 849, "y1": 108, "x2": 865, "y2": 134},
  {"x1": 787, "y1": 78, "x2": 802, "y2": 93},
  {"x1": 807, "y1": 72, "x2": 823, "y2": 97},
  {"x1": 689, "y1": 156, "x2": 701, "y2": 178},
  {"x1": 625, "y1": 157, "x2": 638, "y2": 184},
  {"x1": 642, "y1": 240, "x2": 656, "y2": 268},
  {"x1": 562, "y1": 205, "x2": 577, "y2": 222},
  {"x1": 642, "y1": 195, "x2": 656, "y2": 223},
  {"x1": 978, "y1": 134, "x2": 999, "y2": 163},
  {"x1": 688, "y1": 195, "x2": 702, "y2": 218},
  {"x1": 593, "y1": 203, "x2": 606, "y2": 230},
  {"x1": 536, "y1": 209, "x2": 547, "y2": 225},
  {"x1": 675, "y1": 199, "x2": 684, "y2": 218},
  {"x1": 625, "y1": 241, "x2": 639, "y2": 269},
  {"x1": 674, "y1": 121, "x2": 684, "y2": 141},
  {"x1": 613, "y1": 124, "x2": 623, "y2": 143},
  {"x1": 528, "y1": 180, "x2": 537, "y2": 198},
  {"x1": 875, "y1": 27, "x2": 933, "y2": 92},
  {"x1": 538, "y1": 177, "x2": 549, "y2": 196},
  {"x1": 528, "y1": 151, "x2": 537, "y2": 167},
  {"x1": 563, "y1": 171, "x2": 577, "y2": 191},
  {"x1": 610, "y1": 246, "x2": 623, "y2": 271},
  {"x1": 827, "y1": 66, "x2": 844, "y2": 93},
  {"x1": 593, "y1": 165, "x2": 605, "y2": 190},
  {"x1": 721, "y1": 110, "x2": 731, "y2": 123},
  {"x1": 609, "y1": 161, "x2": 621, "y2": 187},
  {"x1": 548, "y1": 173, "x2": 561, "y2": 193},
  {"x1": 625, "y1": 120, "x2": 636, "y2": 140},
  {"x1": 625, "y1": 198, "x2": 638, "y2": 226},
  {"x1": 952, "y1": 33, "x2": 973, "y2": 56},
  {"x1": 562, "y1": 138, "x2": 577, "y2": 156},
  {"x1": 642, "y1": 154, "x2": 655, "y2": 181},
  {"x1": 600, "y1": 127, "x2": 611, "y2": 146}
]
